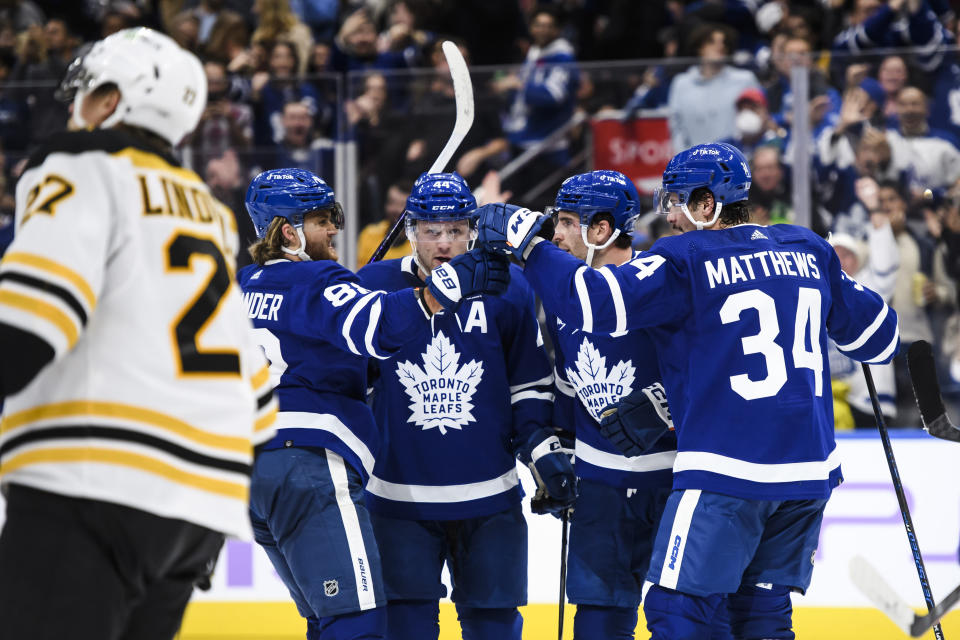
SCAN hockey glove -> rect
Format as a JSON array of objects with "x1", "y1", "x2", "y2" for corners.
[
  {"x1": 599, "y1": 382, "x2": 674, "y2": 458},
  {"x1": 521, "y1": 429, "x2": 577, "y2": 516},
  {"x1": 530, "y1": 427, "x2": 576, "y2": 517},
  {"x1": 425, "y1": 248, "x2": 511, "y2": 311},
  {"x1": 473, "y1": 203, "x2": 555, "y2": 260}
]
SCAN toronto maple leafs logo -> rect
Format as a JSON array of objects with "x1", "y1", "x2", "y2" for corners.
[
  {"x1": 565, "y1": 338, "x2": 635, "y2": 422},
  {"x1": 396, "y1": 331, "x2": 484, "y2": 435}
]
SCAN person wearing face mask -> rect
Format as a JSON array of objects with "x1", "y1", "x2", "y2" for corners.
[
  {"x1": 718, "y1": 88, "x2": 784, "y2": 161},
  {"x1": 356, "y1": 172, "x2": 572, "y2": 640}
]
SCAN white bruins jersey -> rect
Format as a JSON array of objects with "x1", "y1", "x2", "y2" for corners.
[{"x1": 0, "y1": 130, "x2": 276, "y2": 538}]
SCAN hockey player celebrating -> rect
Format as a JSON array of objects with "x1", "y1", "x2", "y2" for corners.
[
  {"x1": 239, "y1": 168, "x2": 509, "y2": 640},
  {"x1": 356, "y1": 172, "x2": 576, "y2": 640},
  {"x1": 0, "y1": 28, "x2": 278, "y2": 639},
  {"x1": 547, "y1": 170, "x2": 731, "y2": 640},
  {"x1": 472, "y1": 142, "x2": 899, "y2": 639}
]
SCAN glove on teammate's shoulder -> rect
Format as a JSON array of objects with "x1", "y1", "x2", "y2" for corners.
[
  {"x1": 425, "y1": 248, "x2": 510, "y2": 311},
  {"x1": 599, "y1": 382, "x2": 674, "y2": 458},
  {"x1": 473, "y1": 203, "x2": 554, "y2": 260}
]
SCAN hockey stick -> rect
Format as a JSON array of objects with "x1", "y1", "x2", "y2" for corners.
[
  {"x1": 907, "y1": 340, "x2": 960, "y2": 442},
  {"x1": 851, "y1": 555, "x2": 960, "y2": 636},
  {"x1": 861, "y1": 363, "x2": 945, "y2": 640},
  {"x1": 558, "y1": 508, "x2": 570, "y2": 640},
  {"x1": 365, "y1": 41, "x2": 475, "y2": 265}
]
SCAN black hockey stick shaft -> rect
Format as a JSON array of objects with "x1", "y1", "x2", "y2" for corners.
[
  {"x1": 907, "y1": 340, "x2": 960, "y2": 442},
  {"x1": 912, "y1": 582, "x2": 960, "y2": 636},
  {"x1": 559, "y1": 508, "x2": 570, "y2": 640},
  {"x1": 862, "y1": 363, "x2": 945, "y2": 640}
]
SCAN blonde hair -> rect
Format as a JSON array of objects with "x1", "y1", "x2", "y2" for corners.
[
  {"x1": 252, "y1": 0, "x2": 299, "y2": 44},
  {"x1": 248, "y1": 217, "x2": 289, "y2": 265}
]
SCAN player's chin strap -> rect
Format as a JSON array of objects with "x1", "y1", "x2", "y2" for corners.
[
  {"x1": 581, "y1": 226, "x2": 621, "y2": 268},
  {"x1": 681, "y1": 201, "x2": 723, "y2": 231},
  {"x1": 281, "y1": 227, "x2": 312, "y2": 262}
]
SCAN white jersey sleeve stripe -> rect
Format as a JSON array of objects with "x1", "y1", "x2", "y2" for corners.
[
  {"x1": 511, "y1": 389, "x2": 554, "y2": 403},
  {"x1": 864, "y1": 325, "x2": 900, "y2": 364},
  {"x1": 836, "y1": 304, "x2": 888, "y2": 352},
  {"x1": 364, "y1": 297, "x2": 388, "y2": 360},
  {"x1": 325, "y1": 451, "x2": 379, "y2": 611},
  {"x1": 598, "y1": 266, "x2": 627, "y2": 335},
  {"x1": 0, "y1": 289, "x2": 79, "y2": 348},
  {"x1": 509, "y1": 374, "x2": 554, "y2": 393},
  {"x1": 341, "y1": 291, "x2": 378, "y2": 356},
  {"x1": 574, "y1": 266, "x2": 593, "y2": 333}
]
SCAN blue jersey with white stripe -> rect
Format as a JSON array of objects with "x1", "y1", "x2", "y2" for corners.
[
  {"x1": 357, "y1": 256, "x2": 553, "y2": 520},
  {"x1": 238, "y1": 258, "x2": 428, "y2": 482},
  {"x1": 525, "y1": 224, "x2": 900, "y2": 500},
  {"x1": 547, "y1": 251, "x2": 676, "y2": 489}
]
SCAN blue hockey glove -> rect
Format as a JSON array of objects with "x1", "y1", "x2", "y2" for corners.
[
  {"x1": 425, "y1": 248, "x2": 511, "y2": 310},
  {"x1": 529, "y1": 427, "x2": 575, "y2": 517},
  {"x1": 599, "y1": 382, "x2": 674, "y2": 458},
  {"x1": 521, "y1": 429, "x2": 577, "y2": 515},
  {"x1": 473, "y1": 203, "x2": 555, "y2": 260}
]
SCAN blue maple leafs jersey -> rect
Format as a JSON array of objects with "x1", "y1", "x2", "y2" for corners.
[
  {"x1": 357, "y1": 256, "x2": 553, "y2": 520},
  {"x1": 525, "y1": 224, "x2": 900, "y2": 500},
  {"x1": 238, "y1": 258, "x2": 428, "y2": 482},
  {"x1": 547, "y1": 253, "x2": 676, "y2": 490}
]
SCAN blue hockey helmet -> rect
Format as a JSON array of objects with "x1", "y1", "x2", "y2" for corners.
[
  {"x1": 404, "y1": 172, "x2": 477, "y2": 222},
  {"x1": 554, "y1": 170, "x2": 641, "y2": 233},
  {"x1": 552, "y1": 170, "x2": 641, "y2": 265},
  {"x1": 245, "y1": 168, "x2": 344, "y2": 239},
  {"x1": 654, "y1": 142, "x2": 751, "y2": 230}
]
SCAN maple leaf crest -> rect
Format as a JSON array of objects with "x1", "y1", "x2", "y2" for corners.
[
  {"x1": 565, "y1": 337, "x2": 635, "y2": 422},
  {"x1": 395, "y1": 330, "x2": 484, "y2": 435}
]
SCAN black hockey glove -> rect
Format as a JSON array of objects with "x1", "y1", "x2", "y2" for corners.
[
  {"x1": 599, "y1": 382, "x2": 674, "y2": 458},
  {"x1": 425, "y1": 248, "x2": 511, "y2": 311}
]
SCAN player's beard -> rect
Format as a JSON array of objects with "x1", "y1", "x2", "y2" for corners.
[{"x1": 306, "y1": 235, "x2": 338, "y2": 262}]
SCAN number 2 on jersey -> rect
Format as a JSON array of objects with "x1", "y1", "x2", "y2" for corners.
[
  {"x1": 166, "y1": 232, "x2": 241, "y2": 376},
  {"x1": 719, "y1": 287, "x2": 823, "y2": 400}
]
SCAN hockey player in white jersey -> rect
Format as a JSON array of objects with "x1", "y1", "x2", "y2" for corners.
[
  {"x1": 547, "y1": 170, "x2": 731, "y2": 640},
  {"x1": 239, "y1": 168, "x2": 510, "y2": 640},
  {"x1": 356, "y1": 172, "x2": 576, "y2": 640},
  {"x1": 0, "y1": 28, "x2": 278, "y2": 640},
  {"x1": 473, "y1": 142, "x2": 899, "y2": 639}
]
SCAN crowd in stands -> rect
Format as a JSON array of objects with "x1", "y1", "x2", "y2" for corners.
[{"x1": 2, "y1": 0, "x2": 960, "y2": 427}]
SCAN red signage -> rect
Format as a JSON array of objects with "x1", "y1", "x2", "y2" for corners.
[{"x1": 591, "y1": 113, "x2": 673, "y2": 194}]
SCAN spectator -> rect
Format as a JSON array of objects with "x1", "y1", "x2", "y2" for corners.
[
  {"x1": 496, "y1": 5, "x2": 579, "y2": 197},
  {"x1": 763, "y1": 33, "x2": 840, "y2": 138},
  {"x1": 718, "y1": 87, "x2": 785, "y2": 160},
  {"x1": 330, "y1": 8, "x2": 407, "y2": 75},
  {"x1": 827, "y1": 207, "x2": 899, "y2": 429},
  {"x1": 252, "y1": 0, "x2": 313, "y2": 76},
  {"x1": 205, "y1": 149, "x2": 257, "y2": 268},
  {"x1": 250, "y1": 40, "x2": 322, "y2": 146},
  {"x1": 878, "y1": 55, "x2": 910, "y2": 120},
  {"x1": 255, "y1": 99, "x2": 333, "y2": 175},
  {"x1": 749, "y1": 145, "x2": 793, "y2": 224},
  {"x1": 377, "y1": 0, "x2": 431, "y2": 65},
  {"x1": 204, "y1": 11, "x2": 250, "y2": 67},
  {"x1": 288, "y1": 0, "x2": 338, "y2": 41},
  {"x1": 0, "y1": 0, "x2": 43, "y2": 32},
  {"x1": 0, "y1": 42, "x2": 26, "y2": 152},
  {"x1": 355, "y1": 178, "x2": 413, "y2": 268},
  {"x1": 100, "y1": 4, "x2": 141, "y2": 38},
  {"x1": 169, "y1": 11, "x2": 201, "y2": 54},
  {"x1": 184, "y1": 60, "x2": 254, "y2": 171},
  {"x1": 405, "y1": 40, "x2": 507, "y2": 186},
  {"x1": 886, "y1": 86, "x2": 960, "y2": 196},
  {"x1": 10, "y1": 19, "x2": 77, "y2": 142},
  {"x1": 665, "y1": 22, "x2": 759, "y2": 150}
]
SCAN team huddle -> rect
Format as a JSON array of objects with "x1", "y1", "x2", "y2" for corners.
[{"x1": 0, "y1": 27, "x2": 900, "y2": 640}]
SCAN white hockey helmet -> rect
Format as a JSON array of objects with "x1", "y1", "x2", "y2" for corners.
[{"x1": 59, "y1": 27, "x2": 206, "y2": 146}]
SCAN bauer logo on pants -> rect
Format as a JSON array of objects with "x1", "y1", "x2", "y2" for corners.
[
  {"x1": 395, "y1": 330, "x2": 483, "y2": 435},
  {"x1": 324, "y1": 580, "x2": 339, "y2": 597}
]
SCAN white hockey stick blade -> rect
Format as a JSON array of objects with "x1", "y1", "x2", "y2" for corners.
[
  {"x1": 850, "y1": 555, "x2": 916, "y2": 635},
  {"x1": 427, "y1": 41, "x2": 474, "y2": 175}
]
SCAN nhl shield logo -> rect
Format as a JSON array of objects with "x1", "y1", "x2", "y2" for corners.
[{"x1": 323, "y1": 579, "x2": 339, "y2": 597}]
